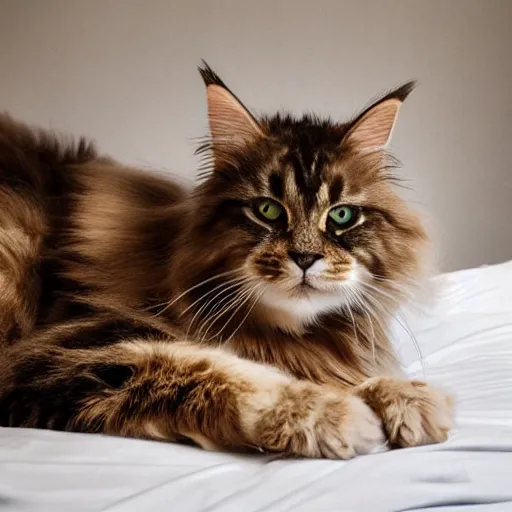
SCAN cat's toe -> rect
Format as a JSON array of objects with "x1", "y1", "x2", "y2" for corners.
[
  {"x1": 316, "y1": 394, "x2": 388, "y2": 459},
  {"x1": 355, "y1": 377, "x2": 454, "y2": 449}
]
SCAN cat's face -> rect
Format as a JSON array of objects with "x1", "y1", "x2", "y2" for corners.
[
  {"x1": 184, "y1": 65, "x2": 427, "y2": 334},
  {"x1": 240, "y1": 144, "x2": 402, "y2": 331}
]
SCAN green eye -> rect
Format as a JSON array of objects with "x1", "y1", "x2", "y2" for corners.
[
  {"x1": 328, "y1": 205, "x2": 356, "y2": 226},
  {"x1": 257, "y1": 199, "x2": 283, "y2": 221}
]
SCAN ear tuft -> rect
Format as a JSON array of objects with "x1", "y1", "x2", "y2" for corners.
[
  {"x1": 342, "y1": 81, "x2": 417, "y2": 153},
  {"x1": 387, "y1": 80, "x2": 417, "y2": 102},
  {"x1": 198, "y1": 61, "x2": 265, "y2": 166},
  {"x1": 198, "y1": 60, "x2": 228, "y2": 88}
]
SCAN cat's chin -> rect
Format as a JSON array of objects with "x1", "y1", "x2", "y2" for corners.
[{"x1": 256, "y1": 282, "x2": 354, "y2": 334}]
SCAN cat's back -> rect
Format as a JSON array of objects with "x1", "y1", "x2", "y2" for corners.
[
  {"x1": 0, "y1": 113, "x2": 187, "y2": 342},
  {"x1": 0, "y1": 112, "x2": 184, "y2": 206}
]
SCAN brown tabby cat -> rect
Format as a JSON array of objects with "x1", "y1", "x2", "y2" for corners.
[{"x1": 0, "y1": 63, "x2": 453, "y2": 458}]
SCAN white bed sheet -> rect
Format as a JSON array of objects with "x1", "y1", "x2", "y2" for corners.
[{"x1": 1, "y1": 261, "x2": 512, "y2": 512}]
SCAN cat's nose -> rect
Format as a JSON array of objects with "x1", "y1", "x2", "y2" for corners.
[{"x1": 288, "y1": 251, "x2": 323, "y2": 271}]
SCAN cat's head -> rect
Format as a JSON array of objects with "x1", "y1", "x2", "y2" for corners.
[{"x1": 179, "y1": 63, "x2": 428, "y2": 335}]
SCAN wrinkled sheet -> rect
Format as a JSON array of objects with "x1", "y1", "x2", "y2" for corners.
[{"x1": 1, "y1": 261, "x2": 512, "y2": 512}]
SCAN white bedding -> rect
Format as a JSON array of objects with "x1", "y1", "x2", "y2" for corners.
[{"x1": 1, "y1": 261, "x2": 512, "y2": 512}]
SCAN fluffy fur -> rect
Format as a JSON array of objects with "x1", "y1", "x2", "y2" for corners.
[{"x1": 0, "y1": 63, "x2": 453, "y2": 458}]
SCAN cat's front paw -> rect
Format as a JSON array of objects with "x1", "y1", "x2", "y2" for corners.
[
  {"x1": 316, "y1": 393, "x2": 388, "y2": 459},
  {"x1": 355, "y1": 377, "x2": 454, "y2": 448},
  {"x1": 253, "y1": 384, "x2": 387, "y2": 459}
]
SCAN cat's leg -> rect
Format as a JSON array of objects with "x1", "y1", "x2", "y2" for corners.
[
  {"x1": 354, "y1": 377, "x2": 454, "y2": 448},
  {"x1": 0, "y1": 335, "x2": 386, "y2": 459}
]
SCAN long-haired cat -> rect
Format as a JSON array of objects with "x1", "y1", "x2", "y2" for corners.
[{"x1": 0, "y1": 63, "x2": 453, "y2": 458}]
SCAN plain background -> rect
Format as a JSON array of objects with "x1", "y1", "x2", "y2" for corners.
[{"x1": 0, "y1": 0, "x2": 510, "y2": 272}]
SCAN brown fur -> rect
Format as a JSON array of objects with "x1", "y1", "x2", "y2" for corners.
[
  {"x1": 355, "y1": 378, "x2": 454, "y2": 447},
  {"x1": 0, "y1": 64, "x2": 453, "y2": 458}
]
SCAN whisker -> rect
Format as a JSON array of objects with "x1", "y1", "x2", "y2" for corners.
[
  {"x1": 184, "y1": 277, "x2": 252, "y2": 338},
  {"x1": 359, "y1": 283, "x2": 425, "y2": 377},
  {"x1": 201, "y1": 284, "x2": 259, "y2": 343},
  {"x1": 196, "y1": 281, "x2": 257, "y2": 342},
  {"x1": 197, "y1": 288, "x2": 253, "y2": 342},
  {"x1": 359, "y1": 280, "x2": 403, "y2": 305},
  {"x1": 350, "y1": 287, "x2": 377, "y2": 364},
  {"x1": 180, "y1": 275, "x2": 249, "y2": 318},
  {"x1": 342, "y1": 289, "x2": 360, "y2": 349},
  {"x1": 153, "y1": 269, "x2": 239, "y2": 318},
  {"x1": 394, "y1": 312, "x2": 426, "y2": 377},
  {"x1": 370, "y1": 275, "x2": 417, "y2": 297},
  {"x1": 223, "y1": 288, "x2": 264, "y2": 345},
  {"x1": 208, "y1": 292, "x2": 254, "y2": 342},
  {"x1": 356, "y1": 291, "x2": 388, "y2": 338}
]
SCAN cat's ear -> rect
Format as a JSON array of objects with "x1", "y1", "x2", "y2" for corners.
[
  {"x1": 199, "y1": 61, "x2": 265, "y2": 162},
  {"x1": 342, "y1": 81, "x2": 416, "y2": 153}
]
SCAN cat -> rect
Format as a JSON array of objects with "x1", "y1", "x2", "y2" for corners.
[{"x1": 0, "y1": 62, "x2": 453, "y2": 458}]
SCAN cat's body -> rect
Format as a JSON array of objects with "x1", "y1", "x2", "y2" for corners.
[{"x1": 0, "y1": 65, "x2": 453, "y2": 458}]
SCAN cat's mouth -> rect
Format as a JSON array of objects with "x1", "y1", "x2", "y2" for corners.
[
  {"x1": 254, "y1": 262, "x2": 359, "y2": 306},
  {"x1": 288, "y1": 276, "x2": 339, "y2": 297},
  {"x1": 291, "y1": 280, "x2": 317, "y2": 294}
]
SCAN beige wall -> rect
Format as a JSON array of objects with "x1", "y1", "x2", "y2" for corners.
[{"x1": 0, "y1": 0, "x2": 510, "y2": 271}]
